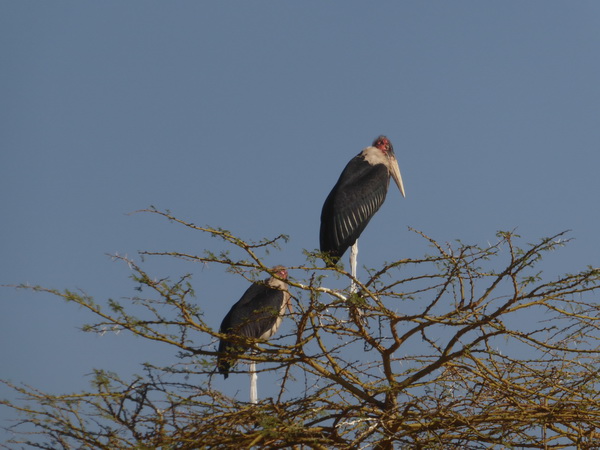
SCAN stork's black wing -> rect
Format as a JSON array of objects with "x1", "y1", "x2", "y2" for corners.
[
  {"x1": 217, "y1": 281, "x2": 285, "y2": 378},
  {"x1": 320, "y1": 154, "x2": 389, "y2": 265}
]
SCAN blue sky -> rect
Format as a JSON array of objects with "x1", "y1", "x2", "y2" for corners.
[{"x1": 2, "y1": 1, "x2": 600, "y2": 438}]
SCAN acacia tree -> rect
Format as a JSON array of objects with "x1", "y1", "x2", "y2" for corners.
[{"x1": 3, "y1": 208, "x2": 600, "y2": 449}]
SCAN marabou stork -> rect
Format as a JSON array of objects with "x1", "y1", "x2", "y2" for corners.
[
  {"x1": 217, "y1": 266, "x2": 291, "y2": 402},
  {"x1": 320, "y1": 136, "x2": 405, "y2": 279}
]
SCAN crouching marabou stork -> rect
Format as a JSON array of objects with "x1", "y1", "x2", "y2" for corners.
[
  {"x1": 320, "y1": 136, "x2": 406, "y2": 286},
  {"x1": 217, "y1": 266, "x2": 291, "y2": 402}
]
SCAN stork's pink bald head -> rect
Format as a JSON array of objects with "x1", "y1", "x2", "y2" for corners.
[
  {"x1": 373, "y1": 135, "x2": 394, "y2": 154},
  {"x1": 272, "y1": 266, "x2": 288, "y2": 280}
]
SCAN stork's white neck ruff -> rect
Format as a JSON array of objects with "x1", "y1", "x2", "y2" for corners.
[{"x1": 362, "y1": 146, "x2": 389, "y2": 167}]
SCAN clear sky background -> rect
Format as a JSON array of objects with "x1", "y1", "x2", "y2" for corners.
[{"x1": 2, "y1": 2, "x2": 600, "y2": 440}]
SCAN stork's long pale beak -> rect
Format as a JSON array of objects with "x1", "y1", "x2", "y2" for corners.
[{"x1": 389, "y1": 155, "x2": 406, "y2": 198}]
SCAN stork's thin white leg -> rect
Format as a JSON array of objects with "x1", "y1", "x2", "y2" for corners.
[
  {"x1": 350, "y1": 240, "x2": 358, "y2": 294},
  {"x1": 249, "y1": 359, "x2": 258, "y2": 404}
]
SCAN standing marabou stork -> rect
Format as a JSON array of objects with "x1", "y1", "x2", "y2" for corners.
[
  {"x1": 217, "y1": 266, "x2": 291, "y2": 403},
  {"x1": 320, "y1": 136, "x2": 406, "y2": 279}
]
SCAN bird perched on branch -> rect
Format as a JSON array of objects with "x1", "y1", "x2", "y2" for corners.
[
  {"x1": 217, "y1": 266, "x2": 291, "y2": 379},
  {"x1": 320, "y1": 135, "x2": 406, "y2": 266}
]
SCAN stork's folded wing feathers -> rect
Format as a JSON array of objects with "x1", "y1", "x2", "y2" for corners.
[{"x1": 320, "y1": 156, "x2": 389, "y2": 263}]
